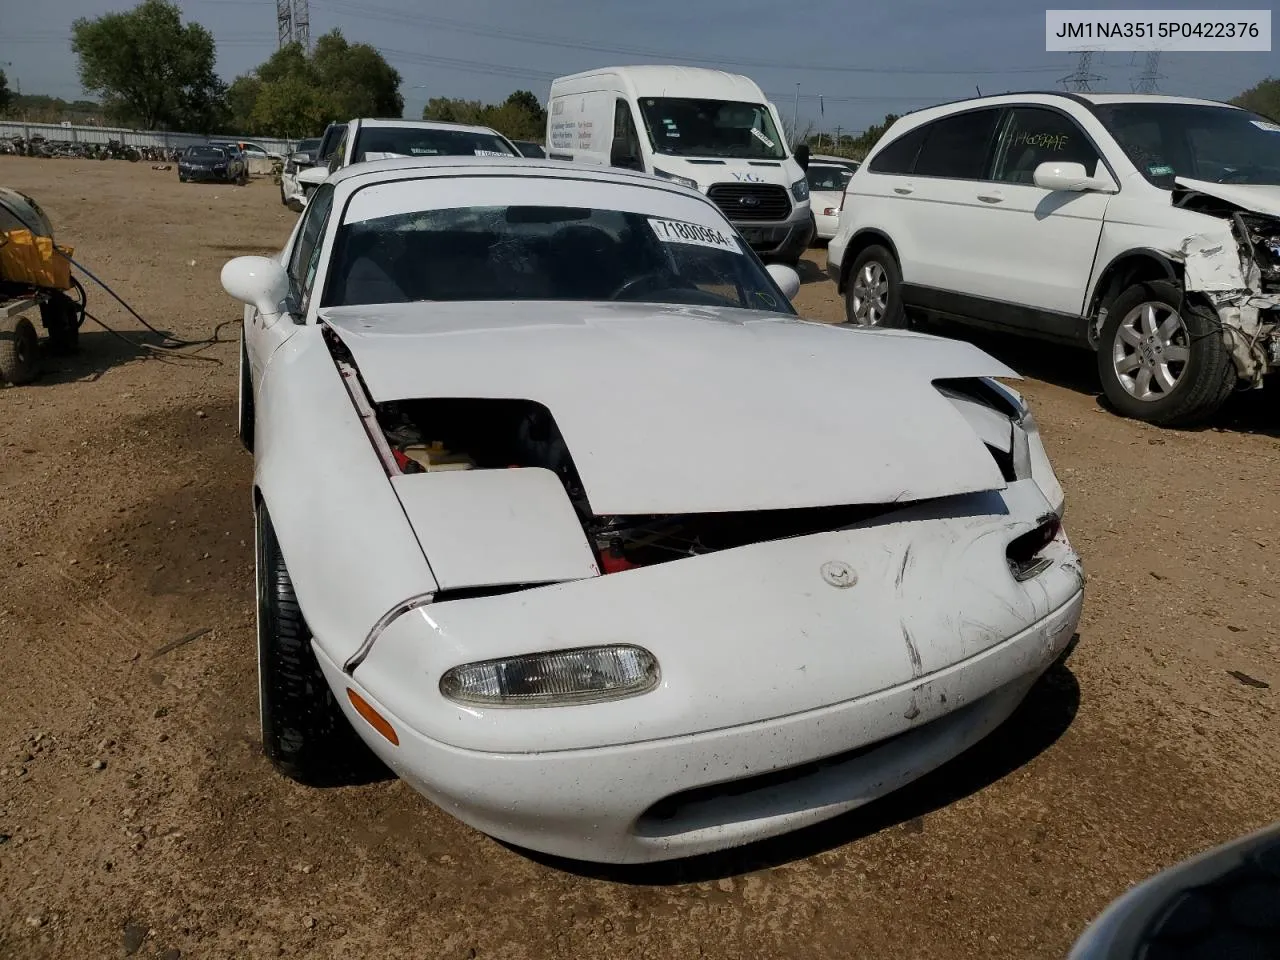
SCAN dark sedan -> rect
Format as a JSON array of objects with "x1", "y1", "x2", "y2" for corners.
[{"x1": 178, "y1": 145, "x2": 247, "y2": 184}]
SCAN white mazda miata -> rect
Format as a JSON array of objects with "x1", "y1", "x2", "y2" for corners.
[{"x1": 221, "y1": 156, "x2": 1085, "y2": 864}]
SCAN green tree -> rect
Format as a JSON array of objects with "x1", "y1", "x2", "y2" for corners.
[
  {"x1": 227, "y1": 31, "x2": 403, "y2": 137},
  {"x1": 422, "y1": 97, "x2": 487, "y2": 124},
  {"x1": 70, "y1": 0, "x2": 227, "y2": 131},
  {"x1": 1232, "y1": 77, "x2": 1280, "y2": 121},
  {"x1": 422, "y1": 89, "x2": 546, "y2": 140},
  {"x1": 0, "y1": 71, "x2": 11, "y2": 116}
]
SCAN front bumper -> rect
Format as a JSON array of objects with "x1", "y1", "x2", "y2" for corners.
[
  {"x1": 180, "y1": 168, "x2": 232, "y2": 182},
  {"x1": 729, "y1": 205, "x2": 814, "y2": 259},
  {"x1": 319, "y1": 588, "x2": 1081, "y2": 863}
]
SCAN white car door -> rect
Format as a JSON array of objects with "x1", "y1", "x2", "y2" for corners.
[
  {"x1": 888, "y1": 106, "x2": 1006, "y2": 303},
  {"x1": 968, "y1": 105, "x2": 1113, "y2": 321},
  {"x1": 247, "y1": 183, "x2": 335, "y2": 393}
]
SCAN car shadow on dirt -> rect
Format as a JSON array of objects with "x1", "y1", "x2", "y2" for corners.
[
  {"x1": 922, "y1": 321, "x2": 1280, "y2": 439},
  {"x1": 794, "y1": 257, "x2": 829, "y2": 285},
  {"x1": 516, "y1": 640, "x2": 1082, "y2": 885},
  {"x1": 11, "y1": 330, "x2": 184, "y2": 388}
]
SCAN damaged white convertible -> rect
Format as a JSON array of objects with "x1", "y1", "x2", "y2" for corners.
[{"x1": 221, "y1": 157, "x2": 1084, "y2": 864}]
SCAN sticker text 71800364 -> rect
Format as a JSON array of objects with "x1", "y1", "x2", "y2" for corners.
[{"x1": 648, "y1": 218, "x2": 742, "y2": 253}]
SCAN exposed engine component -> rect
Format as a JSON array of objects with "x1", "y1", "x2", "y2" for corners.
[
  {"x1": 1233, "y1": 213, "x2": 1280, "y2": 295},
  {"x1": 373, "y1": 396, "x2": 897, "y2": 574}
]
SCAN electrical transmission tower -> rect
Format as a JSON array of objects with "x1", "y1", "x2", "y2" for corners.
[
  {"x1": 275, "y1": 0, "x2": 311, "y2": 50},
  {"x1": 1059, "y1": 50, "x2": 1104, "y2": 92},
  {"x1": 293, "y1": 0, "x2": 310, "y2": 52},
  {"x1": 1132, "y1": 50, "x2": 1163, "y2": 94}
]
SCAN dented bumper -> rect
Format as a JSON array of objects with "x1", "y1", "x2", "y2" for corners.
[
  {"x1": 319, "y1": 478, "x2": 1084, "y2": 862},
  {"x1": 319, "y1": 589, "x2": 1081, "y2": 863}
]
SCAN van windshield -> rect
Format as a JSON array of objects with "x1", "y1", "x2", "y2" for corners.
[{"x1": 638, "y1": 98, "x2": 787, "y2": 160}]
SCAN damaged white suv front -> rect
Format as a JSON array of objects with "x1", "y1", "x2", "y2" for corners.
[
  {"x1": 829, "y1": 93, "x2": 1280, "y2": 427},
  {"x1": 1087, "y1": 97, "x2": 1280, "y2": 424}
]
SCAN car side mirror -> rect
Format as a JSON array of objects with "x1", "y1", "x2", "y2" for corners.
[
  {"x1": 290, "y1": 152, "x2": 310, "y2": 165},
  {"x1": 794, "y1": 143, "x2": 810, "y2": 170},
  {"x1": 1032, "y1": 160, "x2": 1116, "y2": 193},
  {"x1": 766, "y1": 263, "x2": 801, "y2": 301},
  {"x1": 222, "y1": 256, "x2": 290, "y2": 320}
]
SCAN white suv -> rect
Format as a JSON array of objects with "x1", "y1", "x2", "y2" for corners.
[{"x1": 827, "y1": 92, "x2": 1280, "y2": 426}]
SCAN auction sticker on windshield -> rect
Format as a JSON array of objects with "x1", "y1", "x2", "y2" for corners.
[{"x1": 648, "y1": 218, "x2": 742, "y2": 253}]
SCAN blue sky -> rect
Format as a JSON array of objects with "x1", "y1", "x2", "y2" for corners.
[{"x1": 2, "y1": 0, "x2": 1277, "y2": 133}]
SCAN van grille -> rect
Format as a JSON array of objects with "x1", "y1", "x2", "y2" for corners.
[{"x1": 707, "y1": 183, "x2": 791, "y2": 222}]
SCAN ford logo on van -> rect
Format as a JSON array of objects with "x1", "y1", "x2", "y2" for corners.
[{"x1": 740, "y1": 196, "x2": 760, "y2": 207}]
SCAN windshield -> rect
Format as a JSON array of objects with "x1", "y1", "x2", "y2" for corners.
[
  {"x1": 186, "y1": 147, "x2": 225, "y2": 160},
  {"x1": 637, "y1": 98, "x2": 787, "y2": 160},
  {"x1": 351, "y1": 127, "x2": 518, "y2": 162},
  {"x1": 298, "y1": 139, "x2": 321, "y2": 152},
  {"x1": 1095, "y1": 102, "x2": 1280, "y2": 187},
  {"x1": 806, "y1": 165, "x2": 853, "y2": 192},
  {"x1": 322, "y1": 204, "x2": 793, "y2": 313}
]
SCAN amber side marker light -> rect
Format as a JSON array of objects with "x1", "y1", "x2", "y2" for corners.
[{"x1": 347, "y1": 688, "x2": 399, "y2": 746}]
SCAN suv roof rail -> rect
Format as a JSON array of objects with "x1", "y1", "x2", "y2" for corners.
[{"x1": 900, "y1": 89, "x2": 1096, "y2": 118}]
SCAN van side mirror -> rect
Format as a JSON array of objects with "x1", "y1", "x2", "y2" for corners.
[{"x1": 794, "y1": 143, "x2": 810, "y2": 170}]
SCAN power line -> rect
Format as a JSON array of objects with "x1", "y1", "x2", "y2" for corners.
[{"x1": 311, "y1": 0, "x2": 1069, "y2": 77}]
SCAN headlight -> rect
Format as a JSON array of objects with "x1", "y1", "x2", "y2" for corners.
[
  {"x1": 652, "y1": 167, "x2": 699, "y2": 191},
  {"x1": 440, "y1": 644, "x2": 660, "y2": 707},
  {"x1": 790, "y1": 178, "x2": 810, "y2": 201}
]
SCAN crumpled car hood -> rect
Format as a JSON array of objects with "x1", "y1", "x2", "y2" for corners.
[
  {"x1": 321, "y1": 301, "x2": 1020, "y2": 514},
  {"x1": 1174, "y1": 177, "x2": 1280, "y2": 217}
]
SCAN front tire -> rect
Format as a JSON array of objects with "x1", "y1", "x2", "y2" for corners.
[
  {"x1": 256, "y1": 501, "x2": 385, "y2": 786},
  {"x1": 1097, "y1": 280, "x2": 1237, "y2": 427},
  {"x1": 844, "y1": 245, "x2": 905, "y2": 327}
]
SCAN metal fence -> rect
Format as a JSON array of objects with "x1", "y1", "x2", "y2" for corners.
[{"x1": 0, "y1": 120, "x2": 297, "y2": 155}]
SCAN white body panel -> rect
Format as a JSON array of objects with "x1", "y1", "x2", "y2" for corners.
[
  {"x1": 233, "y1": 157, "x2": 1085, "y2": 863},
  {"x1": 323, "y1": 301, "x2": 1019, "y2": 514},
  {"x1": 811, "y1": 189, "x2": 843, "y2": 240},
  {"x1": 391, "y1": 468, "x2": 600, "y2": 590}
]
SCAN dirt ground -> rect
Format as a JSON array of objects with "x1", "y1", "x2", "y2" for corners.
[{"x1": 0, "y1": 156, "x2": 1276, "y2": 960}]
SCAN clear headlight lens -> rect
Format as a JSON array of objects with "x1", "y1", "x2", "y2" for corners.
[
  {"x1": 440, "y1": 645, "x2": 660, "y2": 707},
  {"x1": 652, "y1": 167, "x2": 699, "y2": 191},
  {"x1": 790, "y1": 178, "x2": 810, "y2": 201}
]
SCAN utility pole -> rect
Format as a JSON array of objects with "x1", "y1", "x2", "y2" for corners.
[
  {"x1": 791, "y1": 83, "x2": 799, "y2": 142},
  {"x1": 835, "y1": 125, "x2": 841, "y2": 152}
]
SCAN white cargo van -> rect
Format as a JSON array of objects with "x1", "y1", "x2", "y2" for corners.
[{"x1": 546, "y1": 66, "x2": 814, "y2": 264}]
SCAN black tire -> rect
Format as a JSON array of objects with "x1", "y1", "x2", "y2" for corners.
[
  {"x1": 844, "y1": 244, "x2": 905, "y2": 328},
  {"x1": 255, "y1": 501, "x2": 385, "y2": 786},
  {"x1": 237, "y1": 332, "x2": 254, "y2": 453},
  {"x1": 0, "y1": 315, "x2": 40, "y2": 385},
  {"x1": 179, "y1": 174, "x2": 187, "y2": 183},
  {"x1": 41, "y1": 293, "x2": 79, "y2": 355},
  {"x1": 1097, "y1": 280, "x2": 1237, "y2": 427}
]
